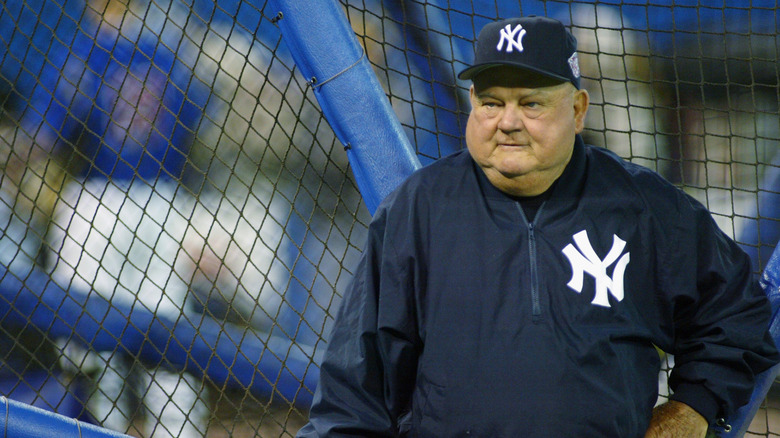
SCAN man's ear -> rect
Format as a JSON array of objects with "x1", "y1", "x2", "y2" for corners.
[
  {"x1": 573, "y1": 88, "x2": 590, "y2": 134},
  {"x1": 469, "y1": 84, "x2": 476, "y2": 108}
]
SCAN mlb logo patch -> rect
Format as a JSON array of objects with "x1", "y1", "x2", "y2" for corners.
[{"x1": 568, "y1": 52, "x2": 581, "y2": 79}]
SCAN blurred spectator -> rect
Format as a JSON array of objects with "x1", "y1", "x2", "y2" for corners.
[
  {"x1": 651, "y1": 11, "x2": 779, "y2": 241},
  {"x1": 43, "y1": 0, "x2": 216, "y2": 435},
  {"x1": 0, "y1": 0, "x2": 97, "y2": 422},
  {"x1": 0, "y1": 0, "x2": 229, "y2": 436},
  {"x1": 568, "y1": 4, "x2": 667, "y2": 176},
  {"x1": 2, "y1": 0, "x2": 308, "y2": 434},
  {"x1": 0, "y1": 91, "x2": 95, "y2": 422}
]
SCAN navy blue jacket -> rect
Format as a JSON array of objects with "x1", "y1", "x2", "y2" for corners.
[{"x1": 298, "y1": 137, "x2": 780, "y2": 437}]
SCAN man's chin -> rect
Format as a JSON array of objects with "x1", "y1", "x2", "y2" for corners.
[{"x1": 494, "y1": 162, "x2": 535, "y2": 178}]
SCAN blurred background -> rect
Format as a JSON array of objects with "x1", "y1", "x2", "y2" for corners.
[{"x1": 0, "y1": 0, "x2": 778, "y2": 436}]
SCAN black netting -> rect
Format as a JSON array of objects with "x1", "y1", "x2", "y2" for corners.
[{"x1": 0, "y1": 0, "x2": 778, "y2": 436}]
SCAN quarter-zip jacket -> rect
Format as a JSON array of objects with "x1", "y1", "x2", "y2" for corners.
[{"x1": 298, "y1": 137, "x2": 780, "y2": 437}]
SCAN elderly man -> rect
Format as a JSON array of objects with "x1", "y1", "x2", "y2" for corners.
[{"x1": 297, "y1": 16, "x2": 779, "y2": 437}]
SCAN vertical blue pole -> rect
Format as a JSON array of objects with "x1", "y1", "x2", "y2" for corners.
[
  {"x1": 264, "y1": 0, "x2": 423, "y2": 372},
  {"x1": 265, "y1": 0, "x2": 421, "y2": 215}
]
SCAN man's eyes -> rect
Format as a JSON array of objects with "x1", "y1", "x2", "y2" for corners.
[{"x1": 482, "y1": 100, "x2": 539, "y2": 107}]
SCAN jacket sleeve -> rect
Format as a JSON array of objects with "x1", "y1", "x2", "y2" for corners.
[
  {"x1": 666, "y1": 195, "x2": 780, "y2": 423},
  {"x1": 297, "y1": 202, "x2": 421, "y2": 437}
]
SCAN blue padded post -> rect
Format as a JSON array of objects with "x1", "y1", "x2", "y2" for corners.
[
  {"x1": 266, "y1": 0, "x2": 421, "y2": 214},
  {"x1": 0, "y1": 396, "x2": 130, "y2": 437},
  {"x1": 715, "y1": 242, "x2": 780, "y2": 436}
]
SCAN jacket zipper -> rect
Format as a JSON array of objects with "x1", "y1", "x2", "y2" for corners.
[
  {"x1": 528, "y1": 222, "x2": 541, "y2": 318},
  {"x1": 516, "y1": 204, "x2": 542, "y2": 318}
]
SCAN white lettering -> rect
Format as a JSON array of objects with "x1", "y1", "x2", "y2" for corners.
[
  {"x1": 496, "y1": 24, "x2": 526, "y2": 53},
  {"x1": 562, "y1": 230, "x2": 630, "y2": 308}
]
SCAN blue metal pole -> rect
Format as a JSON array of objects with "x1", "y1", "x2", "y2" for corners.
[
  {"x1": 0, "y1": 396, "x2": 131, "y2": 438},
  {"x1": 265, "y1": 0, "x2": 421, "y2": 215}
]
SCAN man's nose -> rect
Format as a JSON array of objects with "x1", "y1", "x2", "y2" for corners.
[{"x1": 497, "y1": 107, "x2": 524, "y2": 132}]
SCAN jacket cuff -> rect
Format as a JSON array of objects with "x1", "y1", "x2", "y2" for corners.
[{"x1": 669, "y1": 382, "x2": 721, "y2": 423}]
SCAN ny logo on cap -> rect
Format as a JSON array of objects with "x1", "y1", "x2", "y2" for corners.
[{"x1": 496, "y1": 24, "x2": 526, "y2": 53}]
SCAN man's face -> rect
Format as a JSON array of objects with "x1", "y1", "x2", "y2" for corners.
[{"x1": 465, "y1": 66, "x2": 589, "y2": 196}]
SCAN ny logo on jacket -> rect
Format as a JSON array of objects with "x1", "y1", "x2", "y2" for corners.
[{"x1": 562, "y1": 229, "x2": 631, "y2": 308}]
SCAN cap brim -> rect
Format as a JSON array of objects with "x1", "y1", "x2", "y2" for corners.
[{"x1": 458, "y1": 62, "x2": 571, "y2": 84}]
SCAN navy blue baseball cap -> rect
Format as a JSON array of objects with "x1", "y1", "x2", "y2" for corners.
[{"x1": 458, "y1": 16, "x2": 581, "y2": 89}]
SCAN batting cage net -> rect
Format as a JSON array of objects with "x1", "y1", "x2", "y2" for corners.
[{"x1": 0, "y1": 0, "x2": 778, "y2": 437}]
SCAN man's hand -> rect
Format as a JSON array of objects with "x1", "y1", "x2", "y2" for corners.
[{"x1": 644, "y1": 400, "x2": 709, "y2": 438}]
